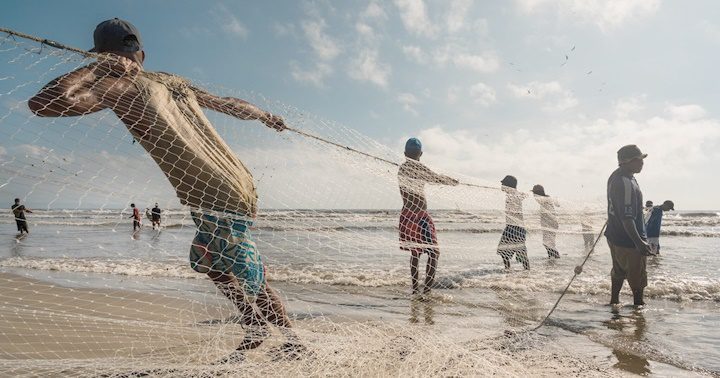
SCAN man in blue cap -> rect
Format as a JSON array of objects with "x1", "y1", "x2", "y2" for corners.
[
  {"x1": 605, "y1": 144, "x2": 652, "y2": 307},
  {"x1": 28, "y1": 18, "x2": 301, "y2": 361},
  {"x1": 398, "y1": 138, "x2": 458, "y2": 297}
]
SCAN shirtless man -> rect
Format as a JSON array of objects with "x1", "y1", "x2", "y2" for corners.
[
  {"x1": 28, "y1": 18, "x2": 301, "y2": 361},
  {"x1": 398, "y1": 138, "x2": 458, "y2": 296}
]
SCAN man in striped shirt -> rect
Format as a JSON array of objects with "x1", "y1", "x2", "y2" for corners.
[{"x1": 605, "y1": 145, "x2": 653, "y2": 306}]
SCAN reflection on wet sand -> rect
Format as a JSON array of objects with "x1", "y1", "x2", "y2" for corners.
[
  {"x1": 603, "y1": 307, "x2": 649, "y2": 375},
  {"x1": 410, "y1": 297, "x2": 435, "y2": 325}
]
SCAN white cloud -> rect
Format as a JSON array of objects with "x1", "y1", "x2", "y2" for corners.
[
  {"x1": 356, "y1": 22, "x2": 375, "y2": 39},
  {"x1": 508, "y1": 81, "x2": 578, "y2": 111},
  {"x1": 451, "y1": 52, "x2": 500, "y2": 73},
  {"x1": 408, "y1": 107, "x2": 720, "y2": 207},
  {"x1": 469, "y1": 82, "x2": 497, "y2": 106},
  {"x1": 348, "y1": 49, "x2": 391, "y2": 87},
  {"x1": 516, "y1": 0, "x2": 660, "y2": 32},
  {"x1": 397, "y1": 93, "x2": 420, "y2": 115},
  {"x1": 362, "y1": 2, "x2": 388, "y2": 20},
  {"x1": 614, "y1": 95, "x2": 646, "y2": 118},
  {"x1": 665, "y1": 104, "x2": 707, "y2": 122},
  {"x1": 394, "y1": 0, "x2": 438, "y2": 37},
  {"x1": 699, "y1": 20, "x2": 720, "y2": 43},
  {"x1": 447, "y1": 0, "x2": 473, "y2": 33},
  {"x1": 211, "y1": 4, "x2": 249, "y2": 39},
  {"x1": 446, "y1": 86, "x2": 461, "y2": 104},
  {"x1": 290, "y1": 62, "x2": 333, "y2": 87},
  {"x1": 302, "y1": 19, "x2": 341, "y2": 61},
  {"x1": 273, "y1": 23, "x2": 296, "y2": 37},
  {"x1": 402, "y1": 45, "x2": 427, "y2": 63}
]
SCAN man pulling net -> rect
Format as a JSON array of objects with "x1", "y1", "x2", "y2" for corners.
[{"x1": 27, "y1": 18, "x2": 303, "y2": 362}]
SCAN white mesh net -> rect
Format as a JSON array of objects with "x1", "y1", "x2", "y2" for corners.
[{"x1": 0, "y1": 31, "x2": 717, "y2": 377}]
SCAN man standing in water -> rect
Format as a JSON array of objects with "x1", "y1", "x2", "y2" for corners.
[
  {"x1": 151, "y1": 203, "x2": 162, "y2": 230},
  {"x1": 11, "y1": 198, "x2": 33, "y2": 235},
  {"x1": 129, "y1": 203, "x2": 141, "y2": 232},
  {"x1": 532, "y1": 184, "x2": 560, "y2": 259},
  {"x1": 497, "y1": 175, "x2": 529, "y2": 269},
  {"x1": 645, "y1": 200, "x2": 674, "y2": 255},
  {"x1": 398, "y1": 138, "x2": 459, "y2": 297},
  {"x1": 28, "y1": 18, "x2": 302, "y2": 360},
  {"x1": 605, "y1": 145, "x2": 652, "y2": 306}
]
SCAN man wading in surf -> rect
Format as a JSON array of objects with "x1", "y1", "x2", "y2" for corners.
[{"x1": 28, "y1": 18, "x2": 303, "y2": 362}]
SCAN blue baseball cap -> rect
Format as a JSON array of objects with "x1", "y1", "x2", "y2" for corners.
[
  {"x1": 405, "y1": 138, "x2": 422, "y2": 153},
  {"x1": 89, "y1": 18, "x2": 143, "y2": 53}
]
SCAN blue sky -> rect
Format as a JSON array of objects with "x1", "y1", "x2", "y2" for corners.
[{"x1": 2, "y1": 0, "x2": 720, "y2": 210}]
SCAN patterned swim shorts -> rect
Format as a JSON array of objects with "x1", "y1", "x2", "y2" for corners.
[{"x1": 189, "y1": 211, "x2": 265, "y2": 298}]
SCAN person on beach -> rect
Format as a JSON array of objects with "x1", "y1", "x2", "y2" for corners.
[
  {"x1": 11, "y1": 198, "x2": 32, "y2": 234},
  {"x1": 645, "y1": 200, "x2": 674, "y2": 255},
  {"x1": 28, "y1": 18, "x2": 302, "y2": 360},
  {"x1": 151, "y1": 203, "x2": 162, "y2": 230},
  {"x1": 605, "y1": 145, "x2": 652, "y2": 306},
  {"x1": 497, "y1": 175, "x2": 529, "y2": 269},
  {"x1": 398, "y1": 138, "x2": 459, "y2": 296},
  {"x1": 129, "y1": 203, "x2": 141, "y2": 231},
  {"x1": 532, "y1": 184, "x2": 560, "y2": 258}
]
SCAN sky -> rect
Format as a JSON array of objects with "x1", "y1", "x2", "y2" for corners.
[{"x1": 2, "y1": 0, "x2": 720, "y2": 210}]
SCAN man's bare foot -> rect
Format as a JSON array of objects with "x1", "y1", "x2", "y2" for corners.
[
  {"x1": 268, "y1": 343, "x2": 308, "y2": 361},
  {"x1": 214, "y1": 350, "x2": 245, "y2": 364},
  {"x1": 236, "y1": 325, "x2": 270, "y2": 351}
]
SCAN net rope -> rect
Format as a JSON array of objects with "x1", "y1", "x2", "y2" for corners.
[{"x1": 0, "y1": 29, "x2": 714, "y2": 377}]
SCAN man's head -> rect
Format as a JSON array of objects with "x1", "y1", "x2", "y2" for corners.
[
  {"x1": 532, "y1": 184, "x2": 546, "y2": 196},
  {"x1": 90, "y1": 18, "x2": 145, "y2": 65},
  {"x1": 404, "y1": 138, "x2": 423, "y2": 160},
  {"x1": 661, "y1": 200, "x2": 675, "y2": 212},
  {"x1": 130, "y1": 203, "x2": 135, "y2": 208},
  {"x1": 155, "y1": 203, "x2": 159, "y2": 207},
  {"x1": 501, "y1": 175, "x2": 518, "y2": 189},
  {"x1": 14, "y1": 198, "x2": 20, "y2": 204},
  {"x1": 645, "y1": 200, "x2": 653, "y2": 208},
  {"x1": 617, "y1": 144, "x2": 647, "y2": 173}
]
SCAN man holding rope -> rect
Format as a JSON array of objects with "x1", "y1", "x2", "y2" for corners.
[
  {"x1": 605, "y1": 145, "x2": 652, "y2": 307},
  {"x1": 28, "y1": 18, "x2": 302, "y2": 361}
]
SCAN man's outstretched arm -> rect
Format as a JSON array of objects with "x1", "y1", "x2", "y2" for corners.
[{"x1": 191, "y1": 87, "x2": 286, "y2": 132}]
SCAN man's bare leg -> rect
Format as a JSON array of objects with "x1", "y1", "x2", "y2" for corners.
[
  {"x1": 410, "y1": 252, "x2": 421, "y2": 295},
  {"x1": 207, "y1": 271, "x2": 269, "y2": 351},
  {"x1": 423, "y1": 249, "x2": 438, "y2": 295}
]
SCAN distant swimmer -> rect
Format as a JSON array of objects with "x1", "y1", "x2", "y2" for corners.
[
  {"x1": 532, "y1": 185, "x2": 560, "y2": 258},
  {"x1": 605, "y1": 145, "x2": 652, "y2": 307},
  {"x1": 497, "y1": 175, "x2": 529, "y2": 270},
  {"x1": 28, "y1": 18, "x2": 302, "y2": 359},
  {"x1": 151, "y1": 203, "x2": 161, "y2": 230},
  {"x1": 645, "y1": 200, "x2": 674, "y2": 255},
  {"x1": 129, "y1": 203, "x2": 141, "y2": 231},
  {"x1": 11, "y1": 198, "x2": 33, "y2": 235},
  {"x1": 398, "y1": 138, "x2": 459, "y2": 296}
]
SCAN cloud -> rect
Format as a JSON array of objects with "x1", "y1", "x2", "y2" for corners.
[
  {"x1": 362, "y1": 2, "x2": 388, "y2": 20},
  {"x1": 469, "y1": 82, "x2": 497, "y2": 106},
  {"x1": 290, "y1": 62, "x2": 333, "y2": 87},
  {"x1": 666, "y1": 104, "x2": 707, "y2": 122},
  {"x1": 446, "y1": 0, "x2": 473, "y2": 33},
  {"x1": 273, "y1": 23, "x2": 296, "y2": 37},
  {"x1": 302, "y1": 19, "x2": 341, "y2": 61},
  {"x1": 614, "y1": 95, "x2": 646, "y2": 118},
  {"x1": 516, "y1": 0, "x2": 660, "y2": 31},
  {"x1": 397, "y1": 93, "x2": 420, "y2": 115},
  {"x1": 348, "y1": 49, "x2": 391, "y2": 87},
  {"x1": 402, "y1": 45, "x2": 427, "y2": 63},
  {"x1": 699, "y1": 20, "x2": 720, "y2": 43},
  {"x1": 508, "y1": 81, "x2": 578, "y2": 111},
  {"x1": 394, "y1": 0, "x2": 438, "y2": 37},
  {"x1": 356, "y1": 22, "x2": 375, "y2": 39},
  {"x1": 211, "y1": 4, "x2": 249, "y2": 39},
  {"x1": 451, "y1": 52, "x2": 500, "y2": 73},
  {"x1": 407, "y1": 106, "x2": 720, "y2": 207}
]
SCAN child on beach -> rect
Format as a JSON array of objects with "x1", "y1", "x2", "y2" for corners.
[
  {"x1": 497, "y1": 175, "x2": 529, "y2": 269},
  {"x1": 398, "y1": 138, "x2": 459, "y2": 296},
  {"x1": 28, "y1": 18, "x2": 302, "y2": 360}
]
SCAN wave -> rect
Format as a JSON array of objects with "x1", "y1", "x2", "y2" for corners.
[{"x1": 1, "y1": 257, "x2": 717, "y2": 302}]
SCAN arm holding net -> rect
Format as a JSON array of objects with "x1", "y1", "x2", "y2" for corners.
[{"x1": 191, "y1": 85, "x2": 286, "y2": 131}]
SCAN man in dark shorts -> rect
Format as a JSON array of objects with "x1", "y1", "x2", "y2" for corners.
[
  {"x1": 129, "y1": 203, "x2": 141, "y2": 231},
  {"x1": 151, "y1": 203, "x2": 161, "y2": 230},
  {"x1": 532, "y1": 184, "x2": 560, "y2": 259},
  {"x1": 605, "y1": 144, "x2": 652, "y2": 306},
  {"x1": 398, "y1": 138, "x2": 459, "y2": 296},
  {"x1": 497, "y1": 175, "x2": 529, "y2": 269},
  {"x1": 11, "y1": 198, "x2": 33, "y2": 234}
]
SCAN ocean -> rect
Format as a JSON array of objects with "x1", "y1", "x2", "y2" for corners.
[{"x1": 0, "y1": 208, "x2": 718, "y2": 376}]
